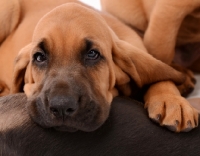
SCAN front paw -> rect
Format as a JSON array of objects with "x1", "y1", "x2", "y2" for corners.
[
  {"x1": 171, "y1": 64, "x2": 196, "y2": 97},
  {"x1": 145, "y1": 94, "x2": 199, "y2": 132}
]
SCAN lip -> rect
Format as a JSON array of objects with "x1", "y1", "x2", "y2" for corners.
[{"x1": 54, "y1": 126, "x2": 78, "y2": 132}]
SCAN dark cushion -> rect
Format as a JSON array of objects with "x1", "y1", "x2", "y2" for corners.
[{"x1": 0, "y1": 93, "x2": 200, "y2": 156}]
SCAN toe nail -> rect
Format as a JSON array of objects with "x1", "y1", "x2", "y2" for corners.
[
  {"x1": 166, "y1": 125, "x2": 177, "y2": 132},
  {"x1": 155, "y1": 114, "x2": 161, "y2": 123},
  {"x1": 175, "y1": 120, "x2": 179, "y2": 126},
  {"x1": 156, "y1": 114, "x2": 161, "y2": 121},
  {"x1": 165, "y1": 120, "x2": 179, "y2": 132},
  {"x1": 183, "y1": 127, "x2": 192, "y2": 132},
  {"x1": 151, "y1": 114, "x2": 161, "y2": 124},
  {"x1": 182, "y1": 121, "x2": 193, "y2": 132},
  {"x1": 187, "y1": 120, "x2": 192, "y2": 128}
]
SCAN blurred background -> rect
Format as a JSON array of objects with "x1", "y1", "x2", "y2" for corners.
[{"x1": 80, "y1": 0, "x2": 101, "y2": 10}]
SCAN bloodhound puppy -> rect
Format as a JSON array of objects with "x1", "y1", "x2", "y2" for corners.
[
  {"x1": 0, "y1": 0, "x2": 78, "y2": 96},
  {"x1": 101, "y1": 0, "x2": 200, "y2": 69},
  {"x1": 101, "y1": 0, "x2": 200, "y2": 98},
  {"x1": 0, "y1": 1, "x2": 198, "y2": 132},
  {"x1": 1, "y1": 94, "x2": 200, "y2": 155}
]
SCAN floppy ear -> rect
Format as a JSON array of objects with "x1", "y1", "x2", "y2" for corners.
[
  {"x1": 112, "y1": 40, "x2": 185, "y2": 90},
  {"x1": 11, "y1": 44, "x2": 34, "y2": 94}
]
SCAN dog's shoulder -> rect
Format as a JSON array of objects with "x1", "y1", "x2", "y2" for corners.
[{"x1": 0, "y1": 0, "x2": 20, "y2": 44}]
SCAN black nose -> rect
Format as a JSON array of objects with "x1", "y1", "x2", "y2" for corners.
[{"x1": 49, "y1": 96, "x2": 78, "y2": 118}]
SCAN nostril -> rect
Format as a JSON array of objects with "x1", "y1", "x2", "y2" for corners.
[
  {"x1": 50, "y1": 106, "x2": 77, "y2": 117},
  {"x1": 66, "y1": 108, "x2": 75, "y2": 114},
  {"x1": 50, "y1": 107, "x2": 61, "y2": 117},
  {"x1": 49, "y1": 96, "x2": 78, "y2": 117}
]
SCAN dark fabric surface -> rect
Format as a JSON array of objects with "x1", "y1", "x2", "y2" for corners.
[{"x1": 0, "y1": 94, "x2": 200, "y2": 156}]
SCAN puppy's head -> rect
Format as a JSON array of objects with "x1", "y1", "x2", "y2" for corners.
[{"x1": 11, "y1": 3, "x2": 184, "y2": 132}]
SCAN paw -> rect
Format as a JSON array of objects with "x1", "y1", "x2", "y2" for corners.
[
  {"x1": 171, "y1": 64, "x2": 196, "y2": 96},
  {"x1": 145, "y1": 94, "x2": 199, "y2": 132},
  {"x1": 177, "y1": 69, "x2": 196, "y2": 97}
]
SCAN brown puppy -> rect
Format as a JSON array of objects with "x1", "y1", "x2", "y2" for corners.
[
  {"x1": 101, "y1": 0, "x2": 200, "y2": 131},
  {"x1": 0, "y1": 0, "x2": 78, "y2": 96},
  {"x1": 101, "y1": 0, "x2": 200, "y2": 67},
  {"x1": 0, "y1": 1, "x2": 198, "y2": 132}
]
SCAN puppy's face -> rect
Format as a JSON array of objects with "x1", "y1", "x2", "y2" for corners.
[
  {"x1": 11, "y1": 3, "x2": 185, "y2": 132},
  {"x1": 14, "y1": 4, "x2": 117, "y2": 132}
]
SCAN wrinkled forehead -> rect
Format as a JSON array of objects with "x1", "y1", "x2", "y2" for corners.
[{"x1": 32, "y1": 3, "x2": 112, "y2": 53}]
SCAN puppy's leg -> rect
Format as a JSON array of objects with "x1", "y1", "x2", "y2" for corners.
[
  {"x1": 144, "y1": 81, "x2": 199, "y2": 132},
  {"x1": 144, "y1": 0, "x2": 200, "y2": 64}
]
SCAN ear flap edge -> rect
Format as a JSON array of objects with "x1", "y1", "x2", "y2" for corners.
[
  {"x1": 112, "y1": 40, "x2": 185, "y2": 90},
  {"x1": 10, "y1": 44, "x2": 32, "y2": 94}
]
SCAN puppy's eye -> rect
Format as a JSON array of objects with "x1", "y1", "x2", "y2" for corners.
[
  {"x1": 86, "y1": 50, "x2": 100, "y2": 60},
  {"x1": 33, "y1": 52, "x2": 47, "y2": 62}
]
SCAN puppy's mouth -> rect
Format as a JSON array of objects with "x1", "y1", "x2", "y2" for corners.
[
  {"x1": 27, "y1": 96, "x2": 110, "y2": 132},
  {"x1": 54, "y1": 125, "x2": 78, "y2": 132}
]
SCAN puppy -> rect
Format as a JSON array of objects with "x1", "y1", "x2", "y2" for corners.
[
  {"x1": 1, "y1": 94, "x2": 200, "y2": 155},
  {"x1": 101, "y1": 0, "x2": 200, "y2": 68},
  {"x1": 0, "y1": 1, "x2": 198, "y2": 132},
  {"x1": 0, "y1": 0, "x2": 78, "y2": 96}
]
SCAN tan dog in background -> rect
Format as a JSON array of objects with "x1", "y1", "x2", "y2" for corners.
[
  {"x1": 0, "y1": 0, "x2": 198, "y2": 132},
  {"x1": 101, "y1": 0, "x2": 200, "y2": 69},
  {"x1": 0, "y1": 0, "x2": 79, "y2": 96}
]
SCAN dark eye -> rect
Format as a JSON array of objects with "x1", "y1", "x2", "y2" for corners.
[
  {"x1": 33, "y1": 52, "x2": 47, "y2": 62},
  {"x1": 86, "y1": 50, "x2": 100, "y2": 60}
]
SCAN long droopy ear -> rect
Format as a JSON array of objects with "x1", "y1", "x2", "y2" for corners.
[
  {"x1": 112, "y1": 40, "x2": 185, "y2": 89},
  {"x1": 10, "y1": 44, "x2": 34, "y2": 94}
]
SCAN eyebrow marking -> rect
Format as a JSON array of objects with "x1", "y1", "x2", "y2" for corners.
[
  {"x1": 84, "y1": 38, "x2": 94, "y2": 52},
  {"x1": 38, "y1": 39, "x2": 49, "y2": 53}
]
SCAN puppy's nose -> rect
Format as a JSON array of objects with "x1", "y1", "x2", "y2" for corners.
[{"x1": 49, "y1": 96, "x2": 78, "y2": 118}]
